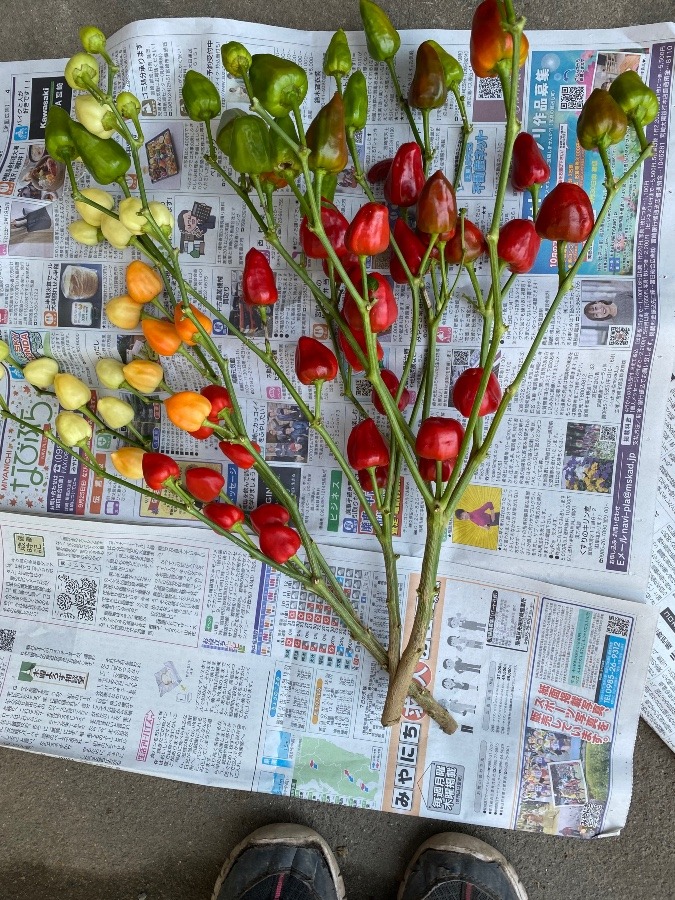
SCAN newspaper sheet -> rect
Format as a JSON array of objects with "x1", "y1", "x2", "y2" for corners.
[
  {"x1": 640, "y1": 373, "x2": 675, "y2": 748},
  {"x1": 0, "y1": 511, "x2": 656, "y2": 836},
  {"x1": 0, "y1": 17, "x2": 673, "y2": 820}
]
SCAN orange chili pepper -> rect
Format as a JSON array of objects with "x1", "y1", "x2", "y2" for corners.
[
  {"x1": 173, "y1": 303, "x2": 213, "y2": 345},
  {"x1": 126, "y1": 259, "x2": 164, "y2": 304},
  {"x1": 470, "y1": 0, "x2": 529, "y2": 80},
  {"x1": 164, "y1": 391, "x2": 212, "y2": 432},
  {"x1": 142, "y1": 317, "x2": 183, "y2": 356}
]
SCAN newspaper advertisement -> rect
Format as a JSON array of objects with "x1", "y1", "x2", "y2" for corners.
[
  {"x1": 0, "y1": 510, "x2": 656, "y2": 836},
  {"x1": 0, "y1": 17, "x2": 672, "y2": 810}
]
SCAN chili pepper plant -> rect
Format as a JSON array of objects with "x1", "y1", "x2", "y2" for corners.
[{"x1": 2, "y1": 1, "x2": 657, "y2": 734}]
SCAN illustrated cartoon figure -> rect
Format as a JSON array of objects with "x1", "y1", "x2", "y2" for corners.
[
  {"x1": 178, "y1": 203, "x2": 216, "y2": 257},
  {"x1": 447, "y1": 615, "x2": 487, "y2": 632}
]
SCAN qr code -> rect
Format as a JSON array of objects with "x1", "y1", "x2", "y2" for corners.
[
  {"x1": 55, "y1": 574, "x2": 99, "y2": 622},
  {"x1": 600, "y1": 426, "x2": 618, "y2": 444},
  {"x1": 608, "y1": 326, "x2": 631, "y2": 347},
  {"x1": 0, "y1": 629, "x2": 16, "y2": 653},
  {"x1": 559, "y1": 84, "x2": 586, "y2": 111},
  {"x1": 607, "y1": 614, "x2": 629, "y2": 637},
  {"x1": 354, "y1": 378, "x2": 372, "y2": 398},
  {"x1": 580, "y1": 801, "x2": 605, "y2": 833},
  {"x1": 476, "y1": 77, "x2": 502, "y2": 100},
  {"x1": 452, "y1": 350, "x2": 471, "y2": 368}
]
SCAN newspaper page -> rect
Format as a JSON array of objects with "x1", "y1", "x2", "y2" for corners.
[
  {"x1": 0, "y1": 20, "x2": 672, "y2": 606},
  {"x1": 0, "y1": 19, "x2": 675, "y2": 800},
  {"x1": 0, "y1": 511, "x2": 656, "y2": 836},
  {"x1": 640, "y1": 373, "x2": 675, "y2": 747}
]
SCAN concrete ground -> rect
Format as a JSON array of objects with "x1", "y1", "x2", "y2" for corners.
[{"x1": 1, "y1": 1, "x2": 674, "y2": 898}]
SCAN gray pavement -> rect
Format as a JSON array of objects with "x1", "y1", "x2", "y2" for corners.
[{"x1": 1, "y1": 1, "x2": 674, "y2": 898}]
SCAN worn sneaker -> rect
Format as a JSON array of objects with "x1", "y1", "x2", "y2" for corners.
[
  {"x1": 398, "y1": 833, "x2": 528, "y2": 900},
  {"x1": 212, "y1": 823, "x2": 345, "y2": 900}
]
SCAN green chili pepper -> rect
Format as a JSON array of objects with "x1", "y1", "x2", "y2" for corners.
[
  {"x1": 228, "y1": 115, "x2": 273, "y2": 175},
  {"x1": 343, "y1": 71, "x2": 368, "y2": 131},
  {"x1": 359, "y1": 0, "x2": 400, "y2": 62},
  {"x1": 248, "y1": 54, "x2": 308, "y2": 117},
  {"x1": 215, "y1": 109, "x2": 246, "y2": 157},
  {"x1": 609, "y1": 70, "x2": 659, "y2": 128},
  {"x1": 306, "y1": 93, "x2": 348, "y2": 174},
  {"x1": 323, "y1": 30, "x2": 352, "y2": 78},
  {"x1": 424, "y1": 40, "x2": 464, "y2": 89},
  {"x1": 409, "y1": 41, "x2": 448, "y2": 110},
  {"x1": 116, "y1": 91, "x2": 141, "y2": 119},
  {"x1": 270, "y1": 115, "x2": 301, "y2": 176},
  {"x1": 576, "y1": 89, "x2": 628, "y2": 152},
  {"x1": 182, "y1": 70, "x2": 222, "y2": 122},
  {"x1": 44, "y1": 105, "x2": 77, "y2": 163},
  {"x1": 221, "y1": 41, "x2": 252, "y2": 78},
  {"x1": 79, "y1": 26, "x2": 107, "y2": 54},
  {"x1": 70, "y1": 120, "x2": 131, "y2": 184}
]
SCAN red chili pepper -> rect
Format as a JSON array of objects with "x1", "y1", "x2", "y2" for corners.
[
  {"x1": 344, "y1": 202, "x2": 390, "y2": 256},
  {"x1": 416, "y1": 170, "x2": 457, "y2": 236},
  {"x1": 372, "y1": 369, "x2": 411, "y2": 415},
  {"x1": 321, "y1": 252, "x2": 361, "y2": 284},
  {"x1": 535, "y1": 183, "x2": 595, "y2": 243},
  {"x1": 367, "y1": 157, "x2": 393, "y2": 183},
  {"x1": 343, "y1": 272, "x2": 398, "y2": 334},
  {"x1": 337, "y1": 326, "x2": 383, "y2": 371},
  {"x1": 250, "y1": 502, "x2": 291, "y2": 534},
  {"x1": 218, "y1": 440, "x2": 261, "y2": 469},
  {"x1": 189, "y1": 424, "x2": 215, "y2": 440},
  {"x1": 201, "y1": 384, "x2": 233, "y2": 422},
  {"x1": 142, "y1": 452, "x2": 180, "y2": 490},
  {"x1": 415, "y1": 416, "x2": 465, "y2": 461},
  {"x1": 295, "y1": 336, "x2": 339, "y2": 384},
  {"x1": 259, "y1": 524, "x2": 302, "y2": 563},
  {"x1": 347, "y1": 418, "x2": 390, "y2": 469},
  {"x1": 444, "y1": 219, "x2": 487, "y2": 264},
  {"x1": 470, "y1": 0, "x2": 529, "y2": 79},
  {"x1": 497, "y1": 219, "x2": 541, "y2": 274},
  {"x1": 418, "y1": 457, "x2": 453, "y2": 482},
  {"x1": 299, "y1": 203, "x2": 349, "y2": 259},
  {"x1": 203, "y1": 501, "x2": 246, "y2": 531},
  {"x1": 185, "y1": 466, "x2": 226, "y2": 502},
  {"x1": 242, "y1": 248, "x2": 278, "y2": 306},
  {"x1": 511, "y1": 132, "x2": 550, "y2": 192},
  {"x1": 452, "y1": 368, "x2": 503, "y2": 418},
  {"x1": 390, "y1": 218, "x2": 427, "y2": 284},
  {"x1": 408, "y1": 41, "x2": 448, "y2": 111},
  {"x1": 358, "y1": 466, "x2": 389, "y2": 491},
  {"x1": 384, "y1": 142, "x2": 425, "y2": 208}
]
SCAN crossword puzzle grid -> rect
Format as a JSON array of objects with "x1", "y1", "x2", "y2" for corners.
[{"x1": 276, "y1": 567, "x2": 364, "y2": 670}]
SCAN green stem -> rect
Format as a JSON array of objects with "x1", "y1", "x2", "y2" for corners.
[
  {"x1": 385, "y1": 57, "x2": 424, "y2": 150},
  {"x1": 598, "y1": 145, "x2": 614, "y2": 188},
  {"x1": 466, "y1": 260, "x2": 485, "y2": 313},
  {"x1": 450, "y1": 84, "x2": 472, "y2": 191},
  {"x1": 421, "y1": 108, "x2": 432, "y2": 176}
]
